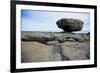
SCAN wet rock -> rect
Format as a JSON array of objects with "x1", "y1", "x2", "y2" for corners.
[{"x1": 56, "y1": 18, "x2": 84, "y2": 32}]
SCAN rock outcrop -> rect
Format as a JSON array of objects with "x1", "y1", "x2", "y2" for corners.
[
  {"x1": 22, "y1": 32, "x2": 89, "y2": 43},
  {"x1": 56, "y1": 18, "x2": 84, "y2": 32},
  {"x1": 21, "y1": 31, "x2": 90, "y2": 62}
]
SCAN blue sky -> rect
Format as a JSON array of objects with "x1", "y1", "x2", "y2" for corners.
[{"x1": 21, "y1": 10, "x2": 90, "y2": 33}]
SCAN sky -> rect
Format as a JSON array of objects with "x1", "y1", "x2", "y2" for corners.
[{"x1": 21, "y1": 10, "x2": 90, "y2": 33}]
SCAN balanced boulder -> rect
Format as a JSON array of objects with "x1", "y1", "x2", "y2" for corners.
[{"x1": 56, "y1": 18, "x2": 84, "y2": 32}]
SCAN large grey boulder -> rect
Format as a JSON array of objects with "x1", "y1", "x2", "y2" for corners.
[
  {"x1": 60, "y1": 45, "x2": 88, "y2": 60},
  {"x1": 56, "y1": 18, "x2": 84, "y2": 32},
  {"x1": 21, "y1": 41, "x2": 62, "y2": 63},
  {"x1": 21, "y1": 42, "x2": 53, "y2": 62},
  {"x1": 61, "y1": 41, "x2": 90, "y2": 59}
]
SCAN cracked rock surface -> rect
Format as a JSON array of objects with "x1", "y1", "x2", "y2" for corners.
[{"x1": 21, "y1": 31, "x2": 90, "y2": 63}]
